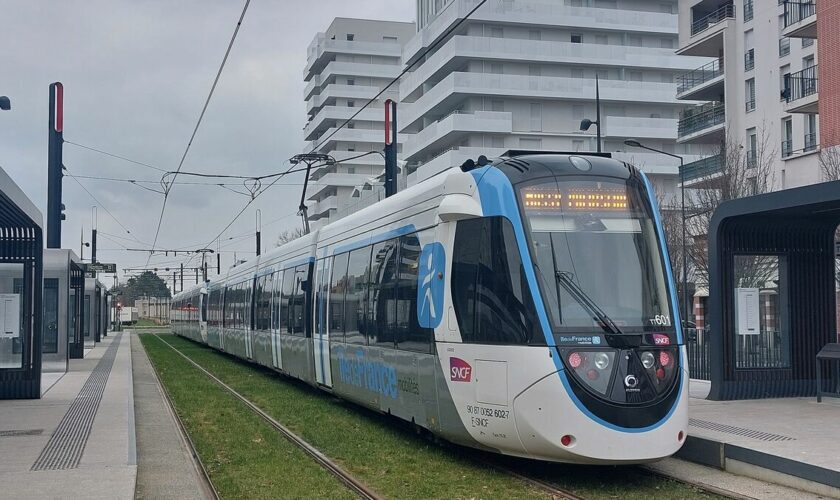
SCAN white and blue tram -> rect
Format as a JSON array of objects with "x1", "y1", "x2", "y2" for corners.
[{"x1": 171, "y1": 153, "x2": 688, "y2": 464}]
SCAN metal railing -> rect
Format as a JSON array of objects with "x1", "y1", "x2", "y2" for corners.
[
  {"x1": 678, "y1": 102, "x2": 725, "y2": 138},
  {"x1": 691, "y1": 3, "x2": 735, "y2": 36},
  {"x1": 784, "y1": 0, "x2": 816, "y2": 28},
  {"x1": 744, "y1": 0, "x2": 754, "y2": 21},
  {"x1": 786, "y1": 65, "x2": 818, "y2": 103},
  {"x1": 782, "y1": 139, "x2": 793, "y2": 157},
  {"x1": 735, "y1": 329, "x2": 789, "y2": 369},
  {"x1": 804, "y1": 133, "x2": 818, "y2": 152},
  {"x1": 677, "y1": 59, "x2": 723, "y2": 95},
  {"x1": 745, "y1": 98, "x2": 756, "y2": 112},
  {"x1": 680, "y1": 154, "x2": 724, "y2": 182},
  {"x1": 779, "y1": 37, "x2": 791, "y2": 57},
  {"x1": 744, "y1": 49, "x2": 755, "y2": 71},
  {"x1": 686, "y1": 328, "x2": 711, "y2": 380}
]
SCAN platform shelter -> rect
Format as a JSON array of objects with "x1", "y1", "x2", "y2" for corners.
[{"x1": 708, "y1": 180, "x2": 840, "y2": 400}]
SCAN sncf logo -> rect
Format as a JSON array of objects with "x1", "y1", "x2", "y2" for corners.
[
  {"x1": 653, "y1": 334, "x2": 671, "y2": 346},
  {"x1": 450, "y1": 357, "x2": 472, "y2": 382}
]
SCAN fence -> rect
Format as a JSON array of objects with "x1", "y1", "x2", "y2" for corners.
[{"x1": 685, "y1": 328, "x2": 711, "y2": 380}]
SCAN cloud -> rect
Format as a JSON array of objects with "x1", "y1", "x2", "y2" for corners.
[{"x1": 0, "y1": 0, "x2": 414, "y2": 281}]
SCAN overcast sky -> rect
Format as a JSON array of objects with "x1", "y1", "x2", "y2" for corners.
[{"x1": 0, "y1": 0, "x2": 414, "y2": 287}]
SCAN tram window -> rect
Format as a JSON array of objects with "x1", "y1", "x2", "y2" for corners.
[
  {"x1": 246, "y1": 281, "x2": 254, "y2": 331},
  {"x1": 452, "y1": 217, "x2": 539, "y2": 345},
  {"x1": 255, "y1": 275, "x2": 268, "y2": 330},
  {"x1": 368, "y1": 239, "x2": 398, "y2": 347},
  {"x1": 315, "y1": 258, "x2": 330, "y2": 336},
  {"x1": 223, "y1": 287, "x2": 232, "y2": 328},
  {"x1": 396, "y1": 234, "x2": 432, "y2": 352},
  {"x1": 290, "y1": 265, "x2": 308, "y2": 337},
  {"x1": 329, "y1": 253, "x2": 350, "y2": 342},
  {"x1": 271, "y1": 270, "x2": 283, "y2": 332},
  {"x1": 345, "y1": 247, "x2": 371, "y2": 345},
  {"x1": 280, "y1": 269, "x2": 295, "y2": 334}
]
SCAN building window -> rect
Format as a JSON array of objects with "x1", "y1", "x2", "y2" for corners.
[
  {"x1": 530, "y1": 103, "x2": 542, "y2": 132},
  {"x1": 744, "y1": 48, "x2": 755, "y2": 72},
  {"x1": 490, "y1": 62, "x2": 503, "y2": 74},
  {"x1": 596, "y1": 34, "x2": 608, "y2": 45},
  {"x1": 802, "y1": 37, "x2": 814, "y2": 48},
  {"x1": 346, "y1": 78, "x2": 355, "y2": 86},
  {"x1": 745, "y1": 79, "x2": 756, "y2": 112},
  {"x1": 490, "y1": 26, "x2": 503, "y2": 38},
  {"x1": 347, "y1": 100, "x2": 355, "y2": 108},
  {"x1": 744, "y1": 0, "x2": 754, "y2": 22},
  {"x1": 780, "y1": 65, "x2": 791, "y2": 101},
  {"x1": 779, "y1": 37, "x2": 790, "y2": 57},
  {"x1": 782, "y1": 118, "x2": 793, "y2": 157},
  {"x1": 571, "y1": 33, "x2": 582, "y2": 44},
  {"x1": 805, "y1": 114, "x2": 817, "y2": 152},
  {"x1": 347, "y1": 122, "x2": 354, "y2": 129},
  {"x1": 346, "y1": 34, "x2": 354, "y2": 41},
  {"x1": 490, "y1": 99, "x2": 504, "y2": 112},
  {"x1": 529, "y1": 64, "x2": 541, "y2": 77},
  {"x1": 529, "y1": 29, "x2": 541, "y2": 41},
  {"x1": 746, "y1": 128, "x2": 757, "y2": 167}
]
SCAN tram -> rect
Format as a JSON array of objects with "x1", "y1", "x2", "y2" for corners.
[{"x1": 171, "y1": 152, "x2": 688, "y2": 464}]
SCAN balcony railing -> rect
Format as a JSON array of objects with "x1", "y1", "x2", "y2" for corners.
[
  {"x1": 744, "y1": 49, "x2": 755, "y2": 71},
  {"x1": 782, "y1": 139, "x2": 793, "y2": 158},
  {"x1": 678, "y1": 102, "x2": 725, "y2": 138},
  {"x1": 680, "y1": 154, "x2": 724, "y2": 182},
  {"x1": 677, "y1": 59, "x2": 723, "y2": 95},
  {"x1": 785, "y1": 65, "x2": 819, "y2": 103},
  {"x1": 784, "y1": 1, "x2": 816, "y2": 29},
  {"x1": 804, "y1": 133, "x2": 818, "y2": 152},
  {"x1": 691, "y1": 4, "x2": 735, "y2": 36},
  {"x1": 744, "y1": 0, "x2": 754, "y2": 22}
]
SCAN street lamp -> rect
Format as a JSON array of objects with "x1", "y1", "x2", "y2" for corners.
[
  {"x1": 0, "y1": 96, "x2": 10, "y2": 111},
  {"x1": 579, "y1": 75, "x2": 602, "y2": 153},
  {"x1": 624, "y1": 138, "x2": 690, "y2": 328}
]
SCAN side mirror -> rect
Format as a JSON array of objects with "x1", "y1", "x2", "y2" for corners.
[{"x1": 437, "y1": 194, "x2": 482, "y2": 222}]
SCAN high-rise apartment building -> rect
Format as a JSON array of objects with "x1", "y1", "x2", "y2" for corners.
[
  {"x1": 675, "y1": 0, "x2": 820, "y2": 189},
  {"x1": 400, "y1": 0, "x2": 715, "y2": 195},
  {"x1": 303, "y1": 18, "x2": 415, "y2": 229}
]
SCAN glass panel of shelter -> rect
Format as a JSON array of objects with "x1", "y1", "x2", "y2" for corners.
[
  {"x1": 733, "y1": 254, "x2": 790, "y2": 369},
  {"x1": 0, "y1": 263, "x2": 25, "y2": 369}
]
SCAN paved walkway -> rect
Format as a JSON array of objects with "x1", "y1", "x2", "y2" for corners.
[
  {"x1": 131, "y1": 331, "x2": 213, "y2": 500},
  {"x1": 0, "y1": 333, "x2": 136, "y2": 499},
  {"x1": 682, "y1": 379, "x2": 840, "y2": 498}
]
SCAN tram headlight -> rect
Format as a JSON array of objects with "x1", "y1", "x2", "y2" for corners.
[
  {"x1": 640, "y1": 351, "x2": 656, "y2": 370},
  {"x1": 593, "y1": 352, "x2": 610, "y2": 370}
]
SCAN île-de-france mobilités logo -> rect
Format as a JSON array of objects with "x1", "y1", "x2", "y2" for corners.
[{"x1": 417, "y1": 242, "x2": 445, "y2": 329}]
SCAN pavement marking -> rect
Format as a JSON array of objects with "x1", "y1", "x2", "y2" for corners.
[
  {"x1": 0, "y1": 429, "x2": 43, "y2": 437},
  {"x1": 31, "y1": 333, "x2": 123, "y2": 471},
  {"x1": 689, "y1": 418, "x2": 796, "y2": 442}
]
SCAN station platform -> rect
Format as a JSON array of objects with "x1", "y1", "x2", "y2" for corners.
[
  {"x1": 0, "y1": 333, "x2": 136, "y2": 499},
  {"x1": 680, "y1": 379, "x2": 840, "y2": 498}
]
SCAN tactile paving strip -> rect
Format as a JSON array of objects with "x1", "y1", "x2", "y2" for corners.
[
  {"x1": 689, "y1": 417, "x2": 796, "y2": 442},
  {"x1": 0, "y1": 429, "x2": 43, "y2": 437},
  {"x1": 31, "y1": 333, "x2": 122, "y2": 471}
]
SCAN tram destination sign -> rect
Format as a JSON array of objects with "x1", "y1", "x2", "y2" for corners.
[{"x1": 82, "y1": 262, "x2": 117, "y2": 275}]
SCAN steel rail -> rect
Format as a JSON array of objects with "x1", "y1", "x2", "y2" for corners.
[
  {"x1": 152, "y1": 334, "x2": 382, "y2": 500},
  {"x1": 639, "y1": 465, "x2": 754, "y2": 500}
]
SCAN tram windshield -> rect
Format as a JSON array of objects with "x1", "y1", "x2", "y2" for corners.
[{"x1": 519, "y1": 176, "x2": 673, "y2": 333}]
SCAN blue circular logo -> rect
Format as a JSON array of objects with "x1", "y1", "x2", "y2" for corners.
[{"x1": 417, "y1": 242, "x2": 445, "y2": 329}]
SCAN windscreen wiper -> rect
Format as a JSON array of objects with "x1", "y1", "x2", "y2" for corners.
[{"x1": 555, "y1": 271, "x2": 623, "y2": 336}]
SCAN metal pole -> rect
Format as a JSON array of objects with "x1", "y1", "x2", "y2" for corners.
[
  {"x1": 47, "y1": 82, "x2": 65, "y2": 248},
  {"x1": 298, "y1": 159, "x2": 313, "y2": 234},
  {"x1": 680, "y1": 156, "x2": 688, "y2": 326},
  {"x1": 595, "y1": 75, "x2": 602, "y2": 153},
  {"x1": 384, "y1": 99, "x2": 398, "y2": 197},
  {"x1": 91, "y1": 206, "x2": 97, "y2": 264},
  {"x1": 180, "y1": 263, "x2": 184, "y2": 291},
  {"x1": 256, "y1": 209, "x2": 262, "y2": 256}
]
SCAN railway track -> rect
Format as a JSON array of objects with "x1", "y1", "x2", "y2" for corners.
[
  {"x1": 152, "y1": 334, "x2": 383, "y2": 500},
  {"x1": 150, "y1": 333, "x2": 746, "y2": 500}
]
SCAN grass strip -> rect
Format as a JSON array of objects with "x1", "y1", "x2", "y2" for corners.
[
  {"x1": 153, "y1": 333, "x2": 723, "y2": 500},
  {"x1": 140, "y1": 333, "x2": 355, "y2": 500}
]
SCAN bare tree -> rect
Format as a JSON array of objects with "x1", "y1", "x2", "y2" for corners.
[
  {"x1": 819, "y1": 143, "x2": 840, "y2": 182},
  {"x1": 275, "y1": 227, "x2": 305, "y2": 247},
  {"x1": 686, "y1": 126, "x2": 777, "y2": 288}
]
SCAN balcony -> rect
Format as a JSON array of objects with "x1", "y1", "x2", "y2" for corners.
[
  {"x1": 305, "y1": 38, "x2": 402, "y2": 81},
  {"x1": 613, "y1": 151, "x2": 706, "y2": 176},
  {"x1": 307, "y1": 172, "x2": 369, "y2": 201},
  {"x1": 403, "y1": 111, "x2": 513, "y2": 160},
  {"x1": 602, "y1": 116, "x2": 679, "y2": 141},
  {"x1": 403, "y1": 0, "x2": 678, "y2": 65},
  {"x1": 678, "y1": 4, "x2": 735, "y2": 57},
  {"x1": 677, "y1": 102, "x2": 725, "y2": 143},
  {"x1": 401, "y1": 72, "x2": 681, "y2": 131},
  {"x1": 679, "y1": 154, "x2": 724, "y2": 183},
  {"x1": 677, "y1": 59, "x2": 724, "y2": 100},
  {"x1": 304, "y1": 106, "x2": 382, "y2": 141},
  {"x1": 782, "y1": 1, "x2": 817, "y2": 39},
  {"x1": 306, "y1": 84, "x2": 381, "y2": 115},
  {"x1": 784, "y1": 65, "x2": 819, "y2": 114},
  {"x1": 399, "y1": 35, "x2": 700, "y2": 100},
  {"x1": 309, "y1": 128, "x2": 385, "y2": 153}
]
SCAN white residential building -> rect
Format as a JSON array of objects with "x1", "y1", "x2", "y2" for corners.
[
  {"x1": 303, "y1": 18, "x2": 415, "y2": 229},
  {"x1": 676, "y1": 0, "x2": 820, "y2": 189},
  {"x1": 400, "y1": 0, "x2": 717, "y2": 196}
]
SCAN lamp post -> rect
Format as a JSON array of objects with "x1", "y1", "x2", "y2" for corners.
[
  {"x1": 624, "y1": 139, "x2": 689, "y2": 327},
  {"x1": 579, "y1": 75, "x2": 602, "y2": 153},
  {"x1": 0, "y1": 96, "x2": 10, "y2": 110}
]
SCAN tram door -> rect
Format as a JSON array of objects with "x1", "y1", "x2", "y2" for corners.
[
  {"x1": 270, "y1": 269, "x2": 283, "y2": 370},
  {"x1": 244, "y1": 282, "x2": 254, "y2": 359},
  {"x1": 313, "y1": 257, "x2": 333, "y2": 387},
  {"x1": 199, "y1": 288, "x2": 208, "y2": 342}
]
